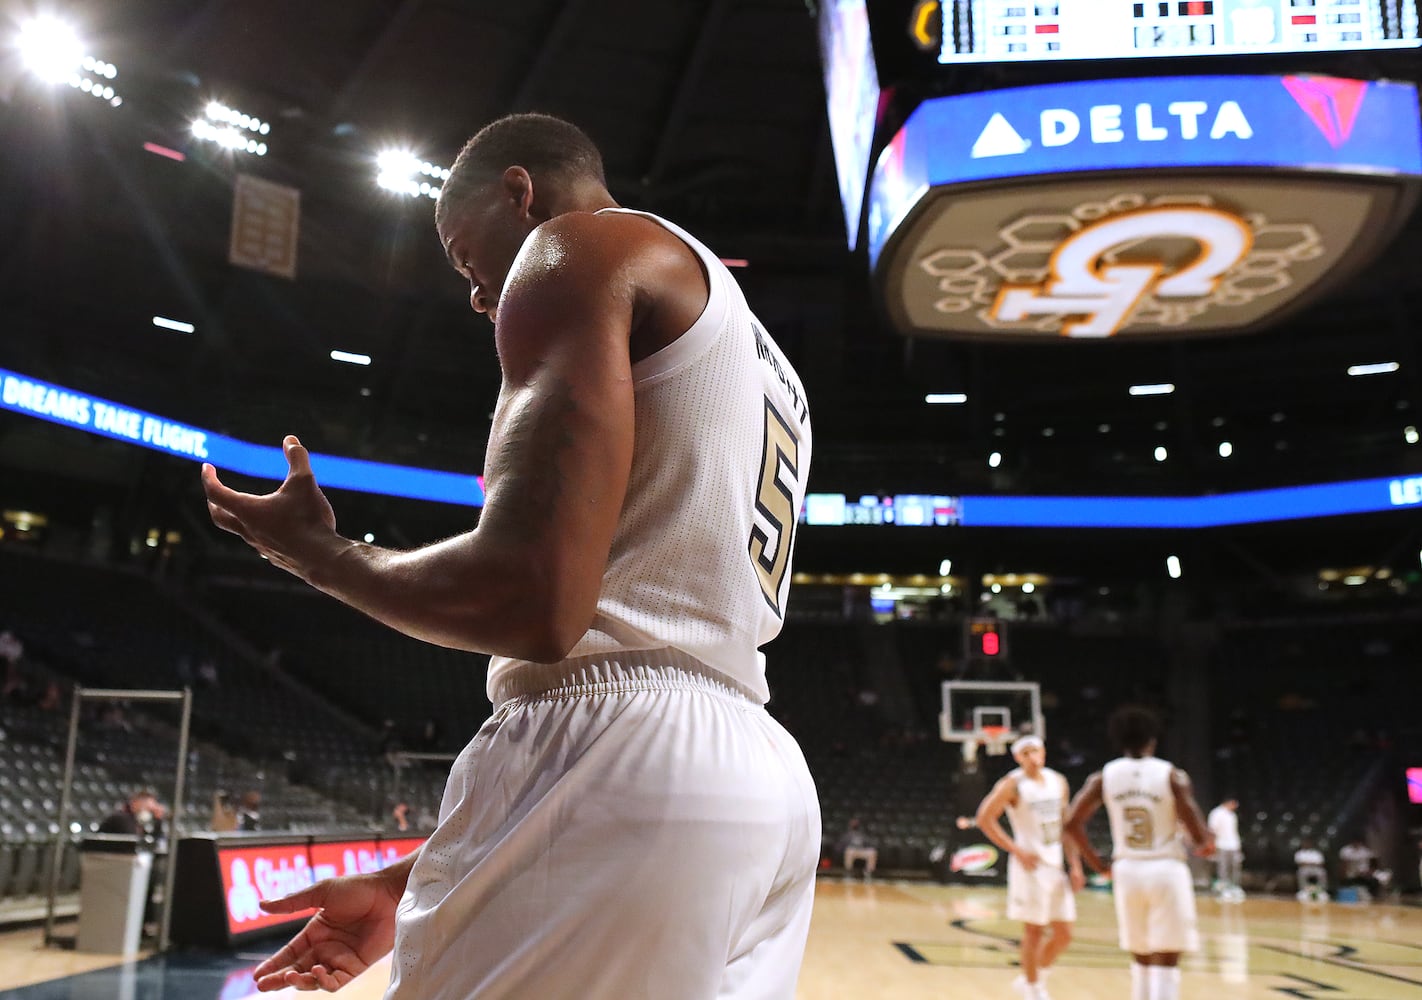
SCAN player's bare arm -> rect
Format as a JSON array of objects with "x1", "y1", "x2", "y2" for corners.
[
  {"x1": 976, "y1": 773, "x2": 1041, "y2": 870},
  {"x1": 1170, "y1": 768, "x2": 1216, "y2": 857},
  {"x1": 1064, "y1": 771, "x2": 1109, "y2": 875},
  {"x1": 202, "y1": 213, "x2": 640, "y2": 662},
  {"x1": 1061, "y1": 775, "x2": 1087, "y2": 891}
]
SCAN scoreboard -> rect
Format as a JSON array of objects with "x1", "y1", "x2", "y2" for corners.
[{"x1": 919, "y1": 0, "x2": 1421, "y2": 64}]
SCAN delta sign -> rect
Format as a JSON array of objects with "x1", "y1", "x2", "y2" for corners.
[{"x1": 867, "y1": 75, "x2": 1422, "y2": 340}]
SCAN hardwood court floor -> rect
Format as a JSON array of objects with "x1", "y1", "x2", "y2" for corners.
[{"x1": 2, "y1": 882, "x2": 1419, "y2": 998}]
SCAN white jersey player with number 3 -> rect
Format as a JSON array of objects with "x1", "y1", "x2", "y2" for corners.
[{"x1": 1066, "y1": 707, "x2": 1215, "y2": 1000}]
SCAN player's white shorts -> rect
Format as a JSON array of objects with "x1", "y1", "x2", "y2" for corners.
[
  {"x1": 387, "y1": 650, "x2": 822, "y2": 1000},
  {"x1": 1006, "y1": 858, "x2": 1077, "y2": 925},
  {"x1": 1111, "y1": 857, "x2": 1200, "y2": 954}
]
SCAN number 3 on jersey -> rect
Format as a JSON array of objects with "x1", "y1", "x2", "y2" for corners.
[
  {"x1": 1124, "y1": 806, "x2": 1155, "y2": 849},
  {"x1": 749, "y1": 397, "x2": 801, "y2": 617}
]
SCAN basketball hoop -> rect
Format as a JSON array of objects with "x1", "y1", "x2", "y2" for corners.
[{"x1": 980, "y1": 725, "x2": 1010, "y2": 756}]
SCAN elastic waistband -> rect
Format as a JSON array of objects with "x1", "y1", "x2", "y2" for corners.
[{"x1": 490, "y1": 646, "x2": 759, "y2": 708}]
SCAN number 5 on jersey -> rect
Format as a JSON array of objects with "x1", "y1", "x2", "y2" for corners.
[{"x1": 749, "y1": 397, "x2": 801, "y2": 617}]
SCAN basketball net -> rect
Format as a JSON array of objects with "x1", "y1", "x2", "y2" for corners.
[{"x1": 980, "y1": 725, "x2": 1010, "y2": 757}]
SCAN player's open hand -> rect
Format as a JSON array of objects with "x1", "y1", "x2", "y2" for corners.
[
  {"x1": 202, "y1": 436, "x2": 340, "y2": 579},
  {"x1": 251, "y1": 871, "x2": 401, "y2": 992}
]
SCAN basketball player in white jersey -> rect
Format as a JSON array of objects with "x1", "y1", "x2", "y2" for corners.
[
  {"x1": 975, "y1": 734, "x2": 1085, "y2": 1000},
  {"x1": 1064, "y1": 706, "x2": 1214, "y2": 1000},
  {"x1": 201, "y1": 113, "x2": 819, "y2": 997}
]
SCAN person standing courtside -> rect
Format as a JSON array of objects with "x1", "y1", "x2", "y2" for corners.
[
  {"x1": 1206, "y1": 797, "x2": 1244, "y2": 900},
  {"x1": 1065, "y1": 707, "x2": 1214, "y2": 1000},
  {"x1": 975, "y1": 734, "x2": 1085, "y2": 1000},
  {"x1": 201, "y1": 113, "x2": 818, "y2": 998}
]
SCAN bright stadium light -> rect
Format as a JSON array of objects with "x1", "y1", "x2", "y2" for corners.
[
  {"x1": 192, "y1": 101, "x2": 269, "y2": 155},
  {"x1": 988, "y1": 451, "x2": 1002, "y2": 469},
  {"x1": 938, "y1": 559, "x2": 952, "y2": 576},
  {"x1": 1154, "y1": 446, "x2": 1168, "y2": 462},
  {"x1": 1129, "y1": 383, "x2": 1175, "y2": 396},
  {"x1": 17, "y1": 16, "x2": 83, "y2": 82},
  {"x1": 1166, "y1": 555, "x2": 1182, "y2": 579},
  {"x1": 1218, "y1": 441, "x2": 1233, "y2": 458},
  {"x1": 1406, "y1": 425, "x2": 1420, "y2": 445},
  {"x1": 1347, "y1": 361, "x2": 1399, "y2": 376},
  {"x1": 376, "y1": 148, "x2": 445, "y2": 200},
  {"x1": 152, "y1": 316, "x2": 195, "y2": 334},
  {"x1": 1021, "y1": 582, "x2": 1035, "y2": 594},
  {"x1": 330, "y1": 350, "x2": 371, "y2": 366},
  {"x1": 925, "y1": 393, "x2": 967, "y2": 404}
]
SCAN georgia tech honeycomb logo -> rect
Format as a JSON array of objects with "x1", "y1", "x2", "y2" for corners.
[{"x1": 917, "y1": 194, "x2": 1323, "y2": 338}]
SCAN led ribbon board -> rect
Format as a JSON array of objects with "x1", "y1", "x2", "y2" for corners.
[
  {"x1": 866, "y1": 75, "x2": 1422, "y2": 339},
  {"x1": 0, "y1": 367, "x2": 486, "y2": 506},
  {"x1": 801, "y1": 475, "x2": 1422, "y2": 528},
  {"x1": 4, "y1": 366, "x2": 1418, "y2": 527}
]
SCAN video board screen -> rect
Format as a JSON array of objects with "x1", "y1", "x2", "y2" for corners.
[
  {"x1": 802, "y1": 493, "x2": 963, "y2": 525},
  {"x1": 818, "y1": 0, "x2": 884, "y2": 248},
  {"x1": 921, "y1": 1, "x2": 1419, "y2": 64}
]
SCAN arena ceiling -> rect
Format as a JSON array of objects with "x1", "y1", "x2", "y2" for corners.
[{"x1": 0, "y1": 0, "x2": 1419, "y2": 578}]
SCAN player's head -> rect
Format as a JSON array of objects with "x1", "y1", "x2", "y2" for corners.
[
  {"x1": 435, "y1": 113, "x2": 608, "y2": 321},
  {"x1": 1011, "y1": 734, "x2": 1045, "y2": 771},
  {"x1": 1108, "y1": 705, "x2": 1160, "y2": 757},
  {"x1": 1222, "y1": 797, "x2": 1239, "y2": 811}
]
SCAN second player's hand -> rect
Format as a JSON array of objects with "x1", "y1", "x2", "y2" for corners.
[
  {"x1": 1069, "y1": 867, "x2": 1086, "y2": 892},
  {"x1": 1016, "y1": 850, "x2": 1042, "y2": 872},
  {"x1": 251, "y1": 870, "x2": 403, "y2": 992},
  {"x1": 202, "y1": 436, "x2": 342, "y2": 580}
]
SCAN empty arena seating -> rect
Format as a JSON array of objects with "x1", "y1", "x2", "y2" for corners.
[
  {"x1": 198, "y1": 581, "x2": 494, "y2": 755},
  {"x1": 3, "y1": 543, "x2": 1412, "y2": 896},
  {"x1": 1209, "y1": 615, "x2": 1418, "y2": 883}
]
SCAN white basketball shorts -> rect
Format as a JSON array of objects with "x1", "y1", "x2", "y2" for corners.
[
  {"x1": 1006, "y1": 858, "x2": 1077, "y2": 925},
  {"x1": 1111, "y1": 857, "x2": 1200, "y2": 955},
  {"x1": 386, "y1": 651, "x2": 822, "y2": 1000}
]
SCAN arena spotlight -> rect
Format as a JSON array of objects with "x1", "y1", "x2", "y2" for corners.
[
  {"x1": 17, "y1": 15, "x2": 83, "y2": 83},
  {"x1": 1347, "y1": 361, "x2": 1400, "y2": 376},
  {"x1": 925, "y1": 393, "x2": 966, "y2": 404},
  {"x1": 1218, "y1": 441, "x2": 1233, "y2": 458},
  {"x1": 1021, "y1": 582, "x2": 1035, "y2": 594},
  {"x1": 1406, "y1": 426, "x2": 1419, "y2": 445},
  {"x1": 1166, "y1": 555, "x2": 1182, "y2": 579},
  {"x1": 330, "y1": 350, "x2": 371, "y2": 366},
  {"x1": 988, "y1": 451, "x2": 1002, "y2": 469},
  {"x1": 152, "y1": 315, "x2": 194, "y2": 333},
  {"x1": 1129, "y1": 383, "x2": 1175, "y2": 396},
  {"x1": 939, "y1": 559, "x2": 951, "y2": 576},
  {"x1": 192, "y1": 101, "x2": 269, "y2": 155},
  {"x1": 376, "y1": 149, "x2": 448, "y2": 200},
  {"x1": 65, "y1": 71, "x2": 122, "y2": 106},
  {"x1": 990, "y1": 583, "x2": 1002, "y2": 594},
  {"x1": 1154, "y1": 446, "x2": 1168, "y2": 462}
]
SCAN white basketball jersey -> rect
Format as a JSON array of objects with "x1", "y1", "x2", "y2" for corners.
[
  {"x1": 485, "y1": 209, "x2": 812, "y2": 705},
  {"x1": 1005, "y1": 767, "x2": 1067, "y2": 868},
  {"x1": 1102, "y1": 756, "x2": 1184, "y2": 861}
]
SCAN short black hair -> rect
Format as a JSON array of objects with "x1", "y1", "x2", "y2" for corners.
[
  {"x1": 435, "y1": 113, "x2": 605, "y2": 226},
  {"x1": 1108, "y1": 705, "x2": 1160, "y2": 754}
]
